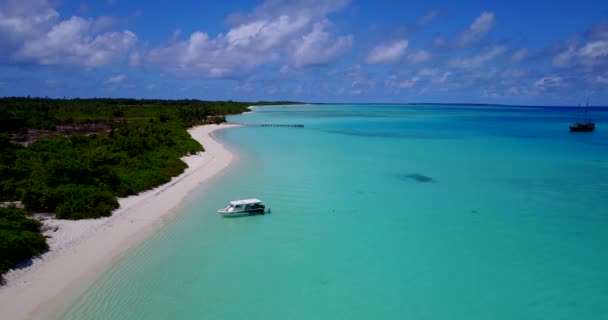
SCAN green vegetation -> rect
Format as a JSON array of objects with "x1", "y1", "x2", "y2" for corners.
[
  {"x1": 0, "y1": 113, "x2": 204, "y2": 219},
  {"x1": 0, "y1": 97, "x2": 298, "y2": 280},
  {"x1": 3, "y1": 119, "x2": 204, "y2": 219},
  {"x1": 0, "y1": 97, "x2": 297, "y2": 131},
  {"x1": 0, "y1": 97, "x2": 256, "y2": 130},
  {"x1": 0, "y1": 97, "x2": 297, "y2": 219},
  {"x1": 0, "y1": 207, "x2": 49, "y2": 282}
]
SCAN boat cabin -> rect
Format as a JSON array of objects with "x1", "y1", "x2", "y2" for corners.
[
  {"x1": 228, "y1": 199, "x2": 264, "y2": 211},
  {"x1": 218, "y1": 198, "x2": 266, "y2": 216}
]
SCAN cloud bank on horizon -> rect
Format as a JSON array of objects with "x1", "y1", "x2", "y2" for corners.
[{"x1": 0, "y1": 0, "x2": 607, "y2": 105}]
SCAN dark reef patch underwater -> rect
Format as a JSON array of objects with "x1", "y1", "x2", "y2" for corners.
[{"x1": 395, "y1": 173, "x2": 435, "y2": 183}]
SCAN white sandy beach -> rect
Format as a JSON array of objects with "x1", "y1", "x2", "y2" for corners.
[{"x1": 0, "y1": 124, "x2": 239, "y2": 320}]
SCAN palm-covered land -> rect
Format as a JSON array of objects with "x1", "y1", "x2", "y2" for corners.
[{"x1": 0, "y1": 97, "x2": 293, "y2": 280}]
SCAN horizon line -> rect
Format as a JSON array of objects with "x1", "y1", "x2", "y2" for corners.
[{"x1": 2, "y1": 96, "x2": 607, "y2": 109}]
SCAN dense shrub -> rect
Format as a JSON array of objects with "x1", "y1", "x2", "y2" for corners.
[
  {"x1": 8, "y1": 122, "x2": 201, "y2": 218},
  {"x1": 213, "y1": 116, "x2": 226, "y2": 124},
  {"x1": 54, "y1": 185, "x2": 119, "y2": 219},
  {"x1": 0, "y1": 134, "x2": 23, "y2": 200},
  {"x1": 0, "y1": 207, "x2": 48, "y2": 281}
]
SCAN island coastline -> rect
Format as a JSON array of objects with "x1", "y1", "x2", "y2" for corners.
[{"x1": 0, "y1": 124, "x2": 240, "y2": 320}]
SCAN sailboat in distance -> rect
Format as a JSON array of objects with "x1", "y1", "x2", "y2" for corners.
[{"x1": 569, "y1": 97, "x2": 595, "y2": 132}]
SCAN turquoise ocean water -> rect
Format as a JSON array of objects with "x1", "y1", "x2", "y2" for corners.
[{"x1": 62, "y1": 105, "x2": 608, "y2": 319}]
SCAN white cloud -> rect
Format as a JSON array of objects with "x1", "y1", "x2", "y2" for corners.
[
  {"x1": 511, "y1": 48, "x2": 527, "y2": 62},
  {"x1": 449, "y1": 45, "x2": 506, "y2": 69},
  {"x1": 500, "y1": 69, "x2": 528, "y2": 86},
  {"x1": 385, "y1": 75, "x2": 420, "y2": 90},
  {"x1": 227, "y1": 0, "x2": 350, "y2": 25},
  {"x1": 366, "y1": 39, "x2": 408, "y2": 64},
  {"x1": 104, "y1": 74, "x2": 126, "y2": 84},
  {"x1": 171, "y1": 28, "x2": 181, "y2": 41},
  {"x1": 293, "y1": 20, "x2": 353, "y2": 67},
  {"x1": 149, "y1": 30, "x2": 279, "y2": 78},
  {"x1": 408, "y1": 50, "x2": 431, "y2": 64},
  {"x1": 1, "y1": 1, "x2": 137, "y2": 67},
  {"x1": 0, "y1": 1, "x2": 58, "y2": 37},
  {"x1": 432, "y1": 71, "x2": 452, "y2": 84},
  {"x1": 91, "y1": 15, "x2": 119, "y2": 33},
  {"x1": 129, "y1": 51, "x2": 141, "y2": 66},
  {"x1": 0, "y1": 0, "x2": 59, "y2": 58},
  {"x1": 227, "y1": 15, "x2": 310, "y2": 50},
  {"x1": 579, "y1": 41, "x2": 608, "y2": 61},
  {"x1": 416, "y1": 69, "x2": 451, "y2": 84},
  {"x1": 554, "y1": 40, "x2": 608, "y2": 67},
  {"x1": 18, "y1": 16, "x2": 136, "y2": 67},
  {"x1": 553, "y1": 46, "x2": 576, "y2": 67},
  {"x1": 398, "y1": 77, "x2": 420, "y2": 89},
  {"x1": 534, "y1": 76, "x2": 568, "y2": 90},
  {"x1": 148, "y1": 0, "x2": 353, "y2": 78},
  {"x1": 470, "y1": 12, "x2": 495, "y2": 33},
  {"x1": 337, "y1": 64, "x2": 375, "y2": 91},
  {"x1": 457, "y1": 12, "x2": 495, "y2": 47},
  {"x1": 235, "y1": 79, "x2": 254, "y2": 92}
]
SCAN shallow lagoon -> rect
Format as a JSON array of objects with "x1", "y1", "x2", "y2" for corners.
[{"x1": 62, "y1": 104, "x2": 608, "y2": 319}]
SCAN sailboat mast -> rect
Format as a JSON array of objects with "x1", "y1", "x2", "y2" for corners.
[{"x1": 584, "y1": 96, "x2": 589, "y2": 122}]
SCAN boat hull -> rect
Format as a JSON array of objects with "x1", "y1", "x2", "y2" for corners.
[
  {"x1": 218, "y1": 208, "x2": 265, "y2": 217},
  {"x1": 569, "y1": 123, "x2": 595, "y2": 132}
]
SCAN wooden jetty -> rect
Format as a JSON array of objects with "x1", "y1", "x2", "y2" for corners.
[
  {"x1": 257, "y1": 124, "x2": 304, "y2": 127},
  {"x1": 230, "y1": 123, "x2": 304, "y2": 128}
]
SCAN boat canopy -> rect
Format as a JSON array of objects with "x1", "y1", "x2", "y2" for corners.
[{"x1": 229, "y1": 199, "x2": 262, "y2": 206}]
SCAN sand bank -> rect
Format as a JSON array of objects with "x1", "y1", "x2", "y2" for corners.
[{"x1": 0, "y1": 124, "x2": 239, "y2": 320}]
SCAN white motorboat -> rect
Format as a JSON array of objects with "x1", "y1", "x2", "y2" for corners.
[{"x1": 217, "y1": 199, "x2": 266, "y2": 217}]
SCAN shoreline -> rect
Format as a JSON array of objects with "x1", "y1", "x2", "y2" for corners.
[{"x1": 0, "y1": 124, "x2": 240, "y2": 320}]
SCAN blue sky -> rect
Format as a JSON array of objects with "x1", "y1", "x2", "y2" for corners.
[{"x1": 1, "y1": 0, "x2": 607, "y2": 105}]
